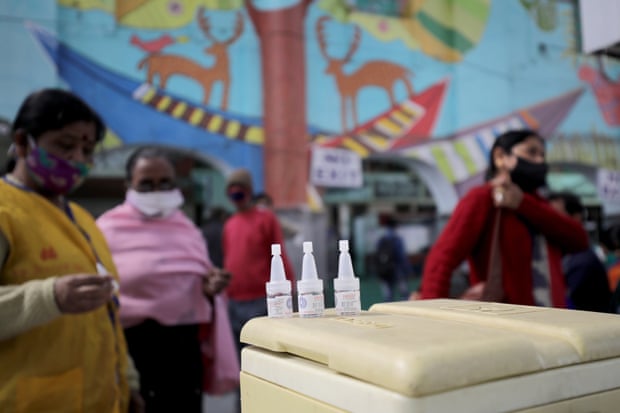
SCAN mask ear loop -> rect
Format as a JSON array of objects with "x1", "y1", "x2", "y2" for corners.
[{"x1": 27, "y1": 135, "x2": 37, "y2": 149}]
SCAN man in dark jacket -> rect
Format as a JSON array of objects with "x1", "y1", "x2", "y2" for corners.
[{"x1": 549, "y1": 192, "x2": 613, "y2": 313}]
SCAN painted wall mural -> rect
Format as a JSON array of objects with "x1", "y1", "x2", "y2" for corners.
[{"x1": 1, "y1": 0, "x2": 619, "y2": 213}]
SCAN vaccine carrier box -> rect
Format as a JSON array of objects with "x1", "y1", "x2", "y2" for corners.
[{"x1": 239, "y1": 299, "x2": 620, "y2": 412}]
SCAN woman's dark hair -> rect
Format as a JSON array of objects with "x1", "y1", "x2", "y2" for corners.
[
  {"x1": 485, "y1": 129, "x2": 543, "y2": 181},
  {"x1": 125, "y1": 146, "x2": 173, "y2": 180},
  {"x1": 11, "y1": 88, "x2": 105, "y2": 142}
]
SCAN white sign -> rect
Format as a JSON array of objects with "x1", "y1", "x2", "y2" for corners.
[
  {"x1": 597, "y1": 168, "x2": 620, "y2": 216},
  {"x1": 310, "y1": 146, "x2": 363, "y2": 188},
  {"x1": 597, "y1": 168, "x2": 620, "y2": 202},
  {"x1": 579, "y1": 0, "x2": 620, "y2": 53}
]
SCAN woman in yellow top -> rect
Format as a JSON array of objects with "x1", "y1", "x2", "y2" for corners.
[{"x1": 0, "y1": 89, "x2": 142, "y2": 413}]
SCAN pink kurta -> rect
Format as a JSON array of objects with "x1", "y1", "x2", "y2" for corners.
[{"x1": 97, "y1": 202, "x2": 212, "y2": 327}]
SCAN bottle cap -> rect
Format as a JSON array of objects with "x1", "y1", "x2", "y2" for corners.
[
  {"x1": 334, "y1": 239, "x2": 360, "y2": 291},
  {"x1": 303, "y1": 241, "x2": 313, "y2": 253},
  {"x1": 271, "y1": 244, "x2": 281, "y2": 255}
]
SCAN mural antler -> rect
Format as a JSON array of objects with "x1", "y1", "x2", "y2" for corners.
[
  {"x1": 197, "y1": 6, "x2": 219, "y2": 44},
  {"x1": 135, "y1": 9, "x2": 243, "y2": 110},
  {"x1": 316, "y1": 16, "x2": 332, "y2": 61},
  {"x1": 197, "y1": 8, "x2": 244, "y2": 47},
  {"x1": 342, "y1": 25, "x2": 361, "y2": 64},
  {"x1": 316, "y1": 16, "x2": 415, "y2": 132}
]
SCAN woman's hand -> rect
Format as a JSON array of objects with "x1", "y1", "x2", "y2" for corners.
[
  {"x1": 202, "y1": 267, "x2": 231, "y2": 297},
  {"x1": 459, "y1": 282, "x2": 485, "y2": 300},
  {"x1": 490, "y1": 173, "x2": 523, "y2": 209},
  {"x1": 53, "y1": 274, "x2": 114, "y2": 313}
]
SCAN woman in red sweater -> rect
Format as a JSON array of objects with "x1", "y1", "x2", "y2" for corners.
[{"x1": 419, "y1": 129, "x2": 589, "y2": 307}]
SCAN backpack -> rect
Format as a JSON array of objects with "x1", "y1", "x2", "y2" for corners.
[{"x1": 375, "y1": 235, "x2": 397, "y2": 283}]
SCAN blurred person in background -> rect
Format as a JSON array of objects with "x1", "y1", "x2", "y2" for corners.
[
  {"x1": 375, "y1": 215, "x2": 411, "y2": 302},
  {"x1": 97, "y1": 147, "x2": 237, "y2": 413},
  {"x1": 418, "y1": 129, "x2": 589, "y2": 307},
  {"x1": 201, "y1": 206, "x2": 230, "y2": 268},
  {"x1": 223, "y1": 169, "x2": 295, "y2": 358},
  {"x1": 0, "y1": 89, "x2": 141, "y2": 412},
  {"x1": 548, "y1": 191, "x2": 613, "y2": 313},
  {"x1": 254, "y1": 192, "x2": 301, "y2": 241},
  {"x1": 600, "y1": 224, "x2": 620, "y2": 313}
]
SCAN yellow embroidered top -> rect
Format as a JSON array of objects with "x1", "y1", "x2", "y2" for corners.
[{"x1": 0, "y1": 179, "x2": 130, "y2": 413}]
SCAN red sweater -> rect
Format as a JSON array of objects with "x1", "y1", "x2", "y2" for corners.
[
  {"x1": 223, "y1": 207, "x2": 295, "y2": 301},
  {"x1": 420, "y1": 185, "x2": 589, "y2": 307}
]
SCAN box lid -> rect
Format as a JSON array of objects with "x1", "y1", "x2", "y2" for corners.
[{"x1": 240, "y1": 299, "x2": 620, "y2": 397}]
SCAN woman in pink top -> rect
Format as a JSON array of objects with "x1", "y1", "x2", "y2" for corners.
[{"x1": 97, "y1": 147, "x2": 233, "y2": 413}]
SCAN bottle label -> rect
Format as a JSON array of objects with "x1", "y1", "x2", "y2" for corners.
[
  {"x1": 298, "y1": 292, "x2": 325, "y2": 317},
  {"x1": 267, "y1": 294, "x2": 293, "y2": 318},
  {"x1": 335, "y1": 290, "x2": 361, "y2": 316}
]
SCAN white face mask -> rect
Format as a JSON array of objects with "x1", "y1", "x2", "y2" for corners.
[{"x1": 126, "y1": 188, "x2": 184, "y2": 218}]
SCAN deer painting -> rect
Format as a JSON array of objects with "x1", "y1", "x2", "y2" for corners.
[
  {"x1": 316, "y1": 16, "x2": 415, "y2": 132},
  {"x1": 136, "y1": 8, "x2": 243, "y2": 110}
]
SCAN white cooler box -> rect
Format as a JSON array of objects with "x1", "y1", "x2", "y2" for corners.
[{"x1": 240, "y1": 299, "x2": 620, "y2": 412}]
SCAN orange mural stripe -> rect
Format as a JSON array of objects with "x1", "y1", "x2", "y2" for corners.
[{"x1": 519, "y1": 110, "x2": 540, "y2": 129}]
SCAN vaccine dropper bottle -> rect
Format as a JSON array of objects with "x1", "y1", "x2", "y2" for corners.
[
  {"x1": 333, "y1": 240, "x2": 361, "y2": 316},
  {"x1": 266, "y1": 244, "x2": 292, "y2": 318},
  {"x1": 297, "y1": 241, "x2": 325, "y2": 318}
]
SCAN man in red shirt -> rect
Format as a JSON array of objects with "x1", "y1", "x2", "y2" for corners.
[{"x1": 222, "y1": 169, "x2": 295, "y2": 358}]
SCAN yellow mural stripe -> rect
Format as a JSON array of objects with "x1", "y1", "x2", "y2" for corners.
[
  {"x1": 245, "y1": 127, "x2": 264, "y2": 144},
  {"x1": 225, "y1": 120, "x2": 241, "y2": 138},
  {"x1": 364, "y1": 134, "x2": 390, "y2": 150},
  {"x1": 189, "y1": 108, "x2": 204, "y2": 126},
  {"x1": 400, "y1": 102, "x2": 419, "y2": 117},
  {"x1": 156, "y1": 96, "x2": 172, "y2": 111},
  {"x1": 141, "y1": 87, "x2": 156, "y2": 103},
  {"x1": 453, "y1": 140, "x2": 478, "y2": 174},
  {"x1": 171, "y1": 102, "x2": 187, "y2": 118},
  {"x1": 342, "y1": 137, "x2": 370, "y2": 157},
  {"x1": 207, "y1": 115, "x2": 223, "y2": 132},
  {"x1": 313, "y1": 134, "x2": 330, "y2": 144},
  {"x1": 391, "y1": 110, "x2": 412, "y2": 126},
  {"x1": 430, "y1": 145, "x2": 456, "y2": 182},
  {"x1": 376, "y1": 118, "x2": 401, "y2": 135}
]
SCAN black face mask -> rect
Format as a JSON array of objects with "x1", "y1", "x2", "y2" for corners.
[{"x1": 510, "y1": 156, "x2": 548, "y2": 193}]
